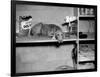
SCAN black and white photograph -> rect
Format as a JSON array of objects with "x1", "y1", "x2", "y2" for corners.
[{"x1": 11, "y1": 0, "x2": 97, "y2": 76}]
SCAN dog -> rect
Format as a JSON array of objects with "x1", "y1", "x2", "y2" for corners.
[{"x1": 30, "y1": 22, "x2": 64, "y2": 43}]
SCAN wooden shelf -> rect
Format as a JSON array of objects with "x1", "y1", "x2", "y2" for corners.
[
  {"x1": 16, "y1": 39, "x2": 95, "y2": 43},
  {"x1": 79, "y1": 14, "x2": 96, "y2": 20},
  {"x1": 79, "y1": 38, "x2": 94, "y2": 41},
  {"x1": 78, "y1": 59, "x2": 95, "y2": 62},
  {"x1": 78, "y1": 54, "x2": 95, "y2": 62},
  {"x1": 79, "y1": 15, "x2": 95, "y2": 17},
  {"x1": 16, "y1": 39, "x2": 77, "y2": 43},
  {"x1": 16, "y1": 39, "x2": 77, "y2": 47}
]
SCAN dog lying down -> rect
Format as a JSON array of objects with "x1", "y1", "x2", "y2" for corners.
[{"x1": 30, "y1": 22, "x2": 64, "y2": 43}]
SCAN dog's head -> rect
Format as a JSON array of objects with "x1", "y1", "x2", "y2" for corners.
[{"x1": 55, "y1": 31, "x2": 64, "y2": 43}]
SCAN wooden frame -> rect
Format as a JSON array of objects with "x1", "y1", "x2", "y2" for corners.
[{"x1": 11, "y1": 0, "x2": 97, "y2": 76}]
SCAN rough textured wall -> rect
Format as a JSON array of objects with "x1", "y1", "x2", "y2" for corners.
[
  {"x1": 16, "y1": 44, "x2": 74, "y2": 73},
  {"x1": 16, "y1": 4, "x2": 74, "y2": 30}
]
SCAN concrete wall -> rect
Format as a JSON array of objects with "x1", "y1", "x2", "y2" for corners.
[
  {"x1": 16, "y1": 4, "x2": 74, "y2": 30},
  {"x1": 16, "y1": 44, "x2": 74, "y2": 73}
]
